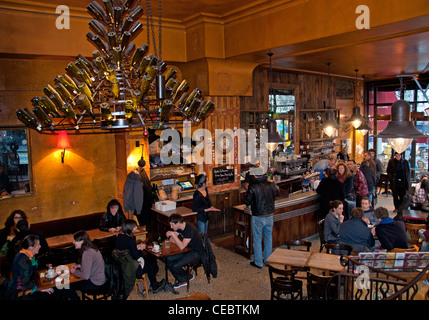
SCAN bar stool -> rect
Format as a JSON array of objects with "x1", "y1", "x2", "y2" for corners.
[{"x1": 135, "y1": 273, "x2": 150, "y2": 300}]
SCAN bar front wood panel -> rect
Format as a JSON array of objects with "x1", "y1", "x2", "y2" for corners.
[
  {"x1": 272, "y1": 195, "x2": 318, "y2": 248},
  {"x1": 208, "y1": 188, "x2": 240, "y2": 237},
  {"x1": 233, "y1": 191, "x2": 319, "y2": 258},
  {"x1": 151, "y1": 206, "x2": 197, "y2": 237}
]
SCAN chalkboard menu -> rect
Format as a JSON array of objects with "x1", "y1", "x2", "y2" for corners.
[{"x1": 212, "y1": 166, "x2": 235, "y2": 185}]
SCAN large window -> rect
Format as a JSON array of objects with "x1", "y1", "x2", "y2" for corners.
[{"x1": 366, "y1": 76, "x2": 429, "y2": 180}]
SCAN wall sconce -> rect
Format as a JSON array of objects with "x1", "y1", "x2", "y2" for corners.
[
  {"x1": 57, "y1": 130, "x2": 71, "y2": 163},
  {"x1": 357, "y1": 119, "x2": 372, "y2": 136},
  {"x1": 373, "y1": 99, "x2": 427, "y2": 154},
  {"x1": 321, "y1": 110, "x2": 340, "y2": 137}
]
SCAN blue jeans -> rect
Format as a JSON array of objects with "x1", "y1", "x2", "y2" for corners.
[
  {"x1": 198, "y1": 220, "x2": 208, "y2": 235},
  {"x1": 166, "y1": 250, "x2": 200, "y2": 283},
  {"x1": 252, "y1": 215, "x2": 273, "y2": 267}
]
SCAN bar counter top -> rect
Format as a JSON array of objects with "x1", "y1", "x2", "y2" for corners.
[{"x1": 234, "y1": 190, "x2": 318, "y2": 214}]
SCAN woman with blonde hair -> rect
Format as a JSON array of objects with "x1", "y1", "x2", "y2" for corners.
[{"x1": 336, "y1": 161, "x2": 354, "y2": 220}]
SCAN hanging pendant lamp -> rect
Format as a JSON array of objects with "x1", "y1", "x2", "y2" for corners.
[
  {"x1": 347, "y1": 69, "x2": 365, "y2": 129},
  {"x1": 321, "y1": 109, "x2": 340, "y2": 137},
  {"x1": 266, "y1": 118, "x2": 285, "y2": 152},
  {"x1": 373, "y1": 99, "x2": 427, "y2": 153},
  {"x1": 357, "y1": 119, "x2": 372, "y2": 136}
]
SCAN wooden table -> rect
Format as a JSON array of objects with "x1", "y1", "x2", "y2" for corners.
[
  {"x1": 266, "y1": 248, "x2": 346, "y2": 273},
  {"x1": 402, "y1": 209, "x2": 429, "y2": 224},
  {"x1": 35, "y1": 263, "x2": 81, "y2": 291},
  {"x1": 266, "y1": 248, "x2": 311, "y2": 267},
  {"x1": 46, "y1": 227, "x2": 147, "y2": 248},
  {"x1": 145, "y1": 241, "x2": 191, "y2": 294},
  {"x1": 305, "y1": 252, "x2": 346, "y2": 273}
]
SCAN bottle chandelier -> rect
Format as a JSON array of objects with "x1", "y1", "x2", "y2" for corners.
[{"x1": 16, "y1": 0, "x2": 214, "y2": 132}]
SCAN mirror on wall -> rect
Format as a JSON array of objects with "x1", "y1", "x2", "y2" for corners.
[
  {"x1": 0, "y1": 128, "x2": 31, "y2": 198},
  {"x1": 269, "y1": 87, "x2": 296, "y2": 150}
]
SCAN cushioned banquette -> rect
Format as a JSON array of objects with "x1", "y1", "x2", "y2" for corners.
[{"x1": 30, "y1": 212, "x2": 105, "y2": 238}]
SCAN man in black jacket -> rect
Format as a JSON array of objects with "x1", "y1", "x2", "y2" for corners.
[
  {"x1": 245, "y1": 174, "x2": 278, "y2": 269},
  {"x1": 386, "y1": 152, "x2": 410, "y2": 213}
]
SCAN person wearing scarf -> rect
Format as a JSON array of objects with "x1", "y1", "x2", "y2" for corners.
[
  {"x1": 7, "y1": 234, "x2": 55, "y2": 299},
  {"x1": 374, "y1": 207, "x2": 409, "y2": 250}
]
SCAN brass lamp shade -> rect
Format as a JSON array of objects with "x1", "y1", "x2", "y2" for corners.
[
  {"x1": 357, "y1": 119, "x2": 372, "y2": 135},
  {"x1": 347, "y1": 105, "x2": 365, "y2": 129},
  {"x1": 373, "y1": 100, "x2": 427, "y2": 139}
]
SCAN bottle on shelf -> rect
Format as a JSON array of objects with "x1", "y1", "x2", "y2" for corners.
[
  {"x1": 16, "y1": 108, "x2": 42, "y2": 131},
  {"x1": 33, "y1": 106, "x2": 54, "y2": 129}
]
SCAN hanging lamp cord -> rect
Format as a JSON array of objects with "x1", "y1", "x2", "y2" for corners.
[{"x1": 145, "y1": 0, "x2": 162, "y2": 61}]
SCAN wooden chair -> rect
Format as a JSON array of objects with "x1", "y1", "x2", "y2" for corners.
[
  {"x1": 405, "y1": 223, "x2": 424, "y2": 247},
  {"x1": 317, "y1": 219, "x2": 326, "y2": 252},
  {"x1": 268, "y1": 264, "x2": 303, "y2": 300},
  {"x1": 94, "y1": 235, "x2": 117, "y2": 258},
  {"x1": 81, "y1": 281, "x2": 111, "y2": 300},
  {"x1": 51, "y1": 244, "x2": 78, "y2": 266},
  {"x1": 284, "y1": 240, "x2": 312, "y2": 277},
  {"x1": 324, "y1": 243, "x2": 353, "y2": 255},
  {"x1": 285, "y1": 240, "x2": 312, "y2": 252},
  {"x1": 134, "y1": 273, "x2": 150, "y2": 300},
  {"x1": 186, "y1": 260, "x2": 204, "y2": 292},
  {"x1": 306, "y1": 272, "x2": 337, "y2": 300}
]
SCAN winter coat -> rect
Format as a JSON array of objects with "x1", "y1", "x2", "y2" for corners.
[
  {"x1": 112, "y1": 249, "x2": 138, "y2": 300},
  {"x1": 200, "y1": 233, "x2": 217, "y2": 280},
  {"x1": 353, "y1": 170, "x2": 369, "y2": 198},
  {"x1": 123, "y1": 170, "x2": 143, "y2": 214}
]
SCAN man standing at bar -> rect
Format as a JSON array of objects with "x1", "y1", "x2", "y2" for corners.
[{"x1": 245, "y1": 173, "x2": 278, "y2": 269}]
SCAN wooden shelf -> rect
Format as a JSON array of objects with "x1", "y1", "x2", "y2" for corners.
[{"x1": 150, "y1": 172, "x2": 191, "y2": 181}]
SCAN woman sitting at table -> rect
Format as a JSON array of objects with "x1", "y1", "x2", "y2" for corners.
[
  {"x1": 6, "y1": 234, "x2": 56, "y2": 300},
  {"x1": 99, "y1": 199, "x2": 127, "y2": 232},
  {"x1": 115, "y1": 219, "x2": 165, "y2": 294},
  {"x1": 0, "y1": 209, "x2": 27, "y2": 256},
  {"x1": 192, "y1": 174, "x2": 220, "y2": 234},
  {"x1": 65, "y1": 230, "x2": 106, "y2": 300},
  {"x1": 324, "y1": 200, "x2": 345, "y2": 244}
]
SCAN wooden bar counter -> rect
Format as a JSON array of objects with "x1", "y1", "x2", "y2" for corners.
[
  {"x1": 151, "y1": 205, "x2": 197, "y2": 236},
  {"x1": 233, "y1": 190, "x2": 319, "y2": 259}
]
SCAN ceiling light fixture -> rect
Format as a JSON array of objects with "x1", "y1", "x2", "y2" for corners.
[
  {"x1": 347, "y1": 69, "x2": 365, "y2": 129},
  {"x1": 16, "y1": 0, "x2": 214, "y2": 133},
  {"x1": 373, "y1": 99, "x2": 427, "y2": 154},
  {"x1": 321, "y1": 109, "x2": 340, "y2": 137}
]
